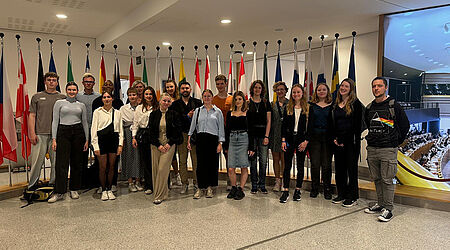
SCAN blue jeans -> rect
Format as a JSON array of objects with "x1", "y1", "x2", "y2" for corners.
[{"x1": 250, "y1": 137, "x2": 268, "y2": 189}]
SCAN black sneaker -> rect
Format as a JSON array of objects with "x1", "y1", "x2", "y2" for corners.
[
  {"x1": 260, "y1": 188, "x2": 268, "y2": 194},
  {"x1": 332, "y1": 196, "x2": 345, "y2": 204},
  {"x1": 364, "y1": 203, "x2": 384, "y2": 214},
  {"x1": 251, "y1": 188, "x2": 258, "y2": 194},
  {"x1": 310, "y1": 190, "x2": 318, "y2": 198},
  {"x1": 279, "y1": 191, "x2": 289, "y2": 203},
  {"x1": 378, "y1": 208, "x2": 393, "y2": 222},
  {"x1": 342, "y1": 199, "x2": 358, "y2": 207},
  {"x1": 227, "y1": 186, "x2": 238, "y2": 199},
  {"x1": 234, "y1": 187, "x2": 245, "y2": 200},
  {"x1": 324, "y1": 191, "x2": 332, "y2": 200},
  {"x1": 293, "y1": 189, "x2": 301, "y2": 201}
]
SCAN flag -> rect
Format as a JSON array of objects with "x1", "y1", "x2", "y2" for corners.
[
  {"x1": 227, "y1": 52, "x2": 233, "y2": 95},
  {"x1": 99, "y1": 55, "x2": 106, "y2": 93},
  {"x1": 179, "y1": 56, "x2": 186, "y2": 84},
  {"x1": 15, "y1": 48, "x2": 30, "y2": 160},
  {"x1": 142, "y1": 57, "x2": 148, "y2": 86},
  {"x1": 273, "y1": 51, "x2": 282, "y2": 102},
  {"x1": 331, "y1": 38, "x2": 340, "y2": 97},
  {"x1": 193, "y1": 53, "x2": 202, "y2": 98},
  {"x1": 0, "y1": 45, "x2": 18, "y2": 163},
  {"x1": 154, "y1": 50, "x2": 161, "y2": 100},
  {"x1": 293, "y1": 45, "x2": 299, "y2": 85},
  {"x1": 168, "y1": 54, "x2": 175, "y2": 81},
  {"x1": 113, "y1": 57, "x2": 122, "y2": 101},
  {"x1": 251, "y1": 47, "x2": 257, "y2": 83},
  {"x1": 129, "y1": 56, "x2": 135, "y2": 88},
  {"x1": 49, "y1": 50, "x2": 60, "y2": 92},
  {"x1": 263, "y1": 49, "x2": 269, "y2": 100},
  {"x1": 85, "y1": 50, "x2": 90, "y2": 73},
  {"x1": 238, "y1": 53, "x2": 247, "y2": 98},
  {"x1": 304, "y1": 45, "x2": 313, "y2": 100},
  {"x1": 348, "y1": 36, "x2": 356, "y2": 83},
  {"x1": 67, "y1": 48, "x2": 74, "y2": 83},
  {"x1": 204, "y1": 53, "x2": 211, "y2": 90},
  {"x1": 36, "y1": 50, "x2": 44, "y2": 92},
  {"x1": 317, "y1": 41, "x2": 326, "y2": 84},
  {"x1": 217, "y1": 52, "x2": 222, "y2": 76}
]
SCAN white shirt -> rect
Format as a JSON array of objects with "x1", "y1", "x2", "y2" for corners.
[
  {"x1": 132, "y1": 104, "x2": 152, "y2": 136},
  {"x1": 119, "y1": 103, "x2": 136, "y2": 128},
  {"x1": 91, "y1": 107, "x2": 124, "y2": 151},
  {"x1": 294, "y1": 107, "x2": 302, "y2": 133}
]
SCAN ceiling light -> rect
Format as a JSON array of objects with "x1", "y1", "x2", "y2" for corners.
[
  {"x1": 389, "y1": 70, "x2": 393, "y2": 73},
  {"x1": 428, "y1": 59, "x2": 434, "y2": 62},
  {"x1": 433, "y1": 62, "x2": 439, "y2": 64},
  {"x1": 408, "y1": 39, "x2": 415, "y2": 43},
  {"x1": 439, "y1": 63, "x2": 444, "y2": 66},
  {"x1": 323, "y1": 35, "x2": 329, "y2": 38},
  {"x1": 403, "y1": 24, "x2": 412, "y2": 28},
  {"x1": 56, "y1": 14, "x2": 67, "y2": 19},
  {"x1": 414, "y1": 49, "x2": 421, "y2": 53},
  {"x1": 419, "y1": 53, "x2": 424, "y2": 56},
  {"x1": 162, "y1": 42, "x2": 171, "y2": 46},
  {"x1": 246, "y1": 51, "x2": 253, "y2": 55},
  {"x1": 410, "y1": 45, "x2": 417, "y2": 48},
  {"x1": 404, "y1": 32, "x2": 413, "y2": 36},
  {"x1": 221, "y1": 19, "x2": 231, "y2": 24},
  {"x1": 404, "y1": 73, "x2": 408, "y2": 76}
]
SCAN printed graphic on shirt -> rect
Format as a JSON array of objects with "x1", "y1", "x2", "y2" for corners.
[{"x1": 370, "y1": 112, "x2": 394, "y2": 129}]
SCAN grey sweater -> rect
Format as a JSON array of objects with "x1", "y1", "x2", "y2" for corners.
[{"x1": 52, "y1": 97, "x2": 89, "y2": 140}]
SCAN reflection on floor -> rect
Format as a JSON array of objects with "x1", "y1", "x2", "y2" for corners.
[{"x1": 0, "y1": 182, "x2": 448, "y2": 249}]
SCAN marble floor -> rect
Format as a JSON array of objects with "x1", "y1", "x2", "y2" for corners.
[{"x1": 0, "y1": 182, "x2": 449, "y2": 249}]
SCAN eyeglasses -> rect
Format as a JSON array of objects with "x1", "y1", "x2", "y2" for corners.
[{"x1": 83, "y1": 81, "x2": 95, "y2": 84}]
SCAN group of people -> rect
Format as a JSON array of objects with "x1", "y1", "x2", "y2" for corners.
[{"x1": 27, "y1": 71, "x2": 409, "y2": 222}]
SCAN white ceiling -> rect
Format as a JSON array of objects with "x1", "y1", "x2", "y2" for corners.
[{"x1": 1, "y1": 0, "x2": 449, "y2": 58}]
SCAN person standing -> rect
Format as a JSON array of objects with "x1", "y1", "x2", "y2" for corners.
[
  {"x1": 76, "y1": 73, "x2": 101, "y2": 189},
  {"x1": 279, "y1": 84, "x2": 309, "y2": 203},
  {"x1": 28, "y1": 72, "x2": 66, "y2": 189},
  {"x1": 307, "y1": 83, "x2": 333, "y2": 199},
  {"x1": 91, "y1": 91, "x2": 124, "y2": 201},
  {"x1": 132, "y1": 86, "x2": 158, "y2": 194},
  {"x1": 48, "y1": 82, "x2": 89, "y2": 203},
  {"x1": 364, "y1": 77, "x2": 409, "y2": 222},
  {"x1": 247, "y1": 80, "x2": 272, "y2": 194},
  {"x1": 170, "y1": 82, "x2": 202, "y2": 194},
  {"x1": 269, "y1": 81, "x2": 289, "y2": 192},
  {"x1": 224, "y1": 91, "x2": 254, "y2": 200},
  {"x1": 164, "y1": 80, "x2": 181, "y2": 186},
  {"x1": 188, "y1": 89, "x2": 225, "y2": 199},
  {"x1": 120, "y1": 87, "x2": 143, "y2": 192},
  {"x1": 330, "y1": 78, "x2": 364, "y2": 207},
  {"x1": 149, "y1": 93, "x2": 182, "y2": 204}
]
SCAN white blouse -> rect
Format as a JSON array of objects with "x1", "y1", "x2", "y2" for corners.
[
  {"x1": 132, "y1": 104, "x2": 152, "y2": 136},
  {"x1": 119, "y1": 103, "x2": 136, "y2": 127},
  {"x1": 91, "y1": 107, "x2": 124, "y2": 151},
  {"x1": 294, "y1": 107, "x2": 302, "y2": 133}
]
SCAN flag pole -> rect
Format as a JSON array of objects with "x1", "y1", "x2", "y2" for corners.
[
  {"x1": 215, "y1": 44, "x2": 219, "y2": 75},
  {"x1": 204, "y1": 44, "x2": 209, "y2": 91},
  {"x1": 229, "y1": 43, "x2": 234, "y2": 94},
  {"x1": 85, "y1": 43, "x2": 90, "y2": 73}
]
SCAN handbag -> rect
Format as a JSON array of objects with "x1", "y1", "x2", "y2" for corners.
[
  {"x1": 190, "y1": 108, "x2": 200, "y2": 145},
  {"x1": 136, "y1": 128, "x2": 150, "y2": 145},
  {"x1": 97, "y1": 109, "x2": 115, "y2": 136}
]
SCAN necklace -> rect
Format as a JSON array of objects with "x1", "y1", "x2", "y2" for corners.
[{"x1": 254, "y1": 101, "x2": 261, "y2": 113}]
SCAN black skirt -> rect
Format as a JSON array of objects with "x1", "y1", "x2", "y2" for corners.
[{"x1": 98, "y1": 132, "x2": 119, "y2": 155}]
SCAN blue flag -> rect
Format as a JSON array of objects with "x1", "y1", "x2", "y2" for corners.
[
  {"x1": 331, "y1": 38, "x2": 339, "y2": 98},
  {"x1": 85, "y1": 53, "x2": 90, "y2": 73},
  {"x1": 113, "y1": 57, "x2": 122, "y2": 101},
  {"x1": 37, "y1": 51, "x2": 45, "y2": 92},
  {"x1": 49, "y1": 51, "x2": 61, "y2": 91},
  {"x1": 348, "y1": 37, "x2": 356, "y2": 83},
  {"x1": 273, "y1": 51, "x2": 282, "y2": 102}
]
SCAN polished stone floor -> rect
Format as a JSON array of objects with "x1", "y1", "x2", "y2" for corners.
[{"x1": 0, "y1": 182, "x2": 449, "y2": 249}]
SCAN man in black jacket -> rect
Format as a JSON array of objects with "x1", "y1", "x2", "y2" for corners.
[
  {"x1": 170, "y1": 82, "x2": 202, "y2": 194},
  {"x1": 364, "y1": 77, "x2": 410, "y2": 222}
]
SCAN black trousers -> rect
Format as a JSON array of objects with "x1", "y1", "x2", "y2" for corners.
[
  {"x1": 55, "y1": 124, "x2": 85, "y2": 194},
  {"x1": 139, "y1": 142, "x2": 153, "y2": 190},
  {"x1": 334, "y1": 137, "x2": 360, "y2": 200},
  {"x1": 308, "y1": 132, "x2": 332, "y2": 192},
  {"x1": 196, "y1": 133, "x2": 219, "y2": 189},
  {"x1": 283, "y1": 135, "x2": 306, "y2": 189}
]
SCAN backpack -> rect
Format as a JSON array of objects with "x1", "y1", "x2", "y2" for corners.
[{"x1": 21, "y1": 183, "x2": 54, "y2": 208}]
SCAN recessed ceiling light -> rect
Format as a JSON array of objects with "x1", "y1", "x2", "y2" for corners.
[
  {"x1": 419, "y1": 53, "x2": 424, "y2": 56},
  {"x1": 389, "y1": 70, "x2": 393, "y2": 73},
  {"x1": 428, "y1": 59, "x2": 434, "y2": 62},
  {"x1": 246, "y1": 51, "x2": 253, "y2": 55},
  {"x1": 404, "y1": 32, "x2": 413, "y2": 36},
  {"x1": 323, "y1": 35, "x2": 329, "y2": 38},
  {"x1": 221, "y1": 19, "x2": 231, "y2": 24},
  {"x1": 162, "y1": 42, "x2": 171, "y2": 46},
  {"x1": 433, "y1": 62, "x2": 439, "y2": 64},
  {"x1": 404, "y1": 73, "x2": 408, "y2": 76},
  {"x1": 403, "y1": 24, "x2": 412, "y2": 28},
  {"x1": 439, "y1": 63, "x2": 444, "y2": 66},
  {"x1": 410, "y1": 45, "x2": 417, "y2": 48},
  {"x1": 56, "y1": 14, "x2": 67, "y2": 19},
  {"x1": 407, "y1": 39, "x2": 415, "y2": 43},
  {"x1": 414, "y1": 49, "x2": 421, "y2": 53}
]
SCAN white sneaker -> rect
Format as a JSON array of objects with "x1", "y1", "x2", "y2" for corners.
[
  {"x1": 96, "y1": 187, "x2": 103, "y2": 194},
  {"x1": 175, "y1": 173, "x2": 182, "y2": 186},
  {"x1": 206, "y1": 187, "x2": 214, "y2": 198},
  {"x1": 48, "y1": 193, "x2": 64, "y2": 203},
  {"x1": 111, "y1": 185, "x2": 118, "y2": 192},
  {"x1": 193, "y1": 189, "x2": 201, "y2": 199},
  {"x1": 69, "y1": 191, "x2": 79, "y2": 199},
  {"x1": 135, "y1": 182, "x2": 144, "y2": 191},
  {"x1": 107, "y1": 190, "x2": 116, "y2": 200},
  {"x1": 101, "y1": 191, "x2": 109, "y2": 201},
  {"x1": 144, "y1": 189, "x2": 153, "y2": 195},
  {"x1": 129, "y1": 183, "x2": 138, "y2": 192},
  {"x1": 180, "y1": 184, "x2": 189, "y2": 194}
]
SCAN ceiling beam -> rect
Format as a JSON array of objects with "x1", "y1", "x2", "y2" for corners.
[{"x1": 96, "y1": 0, "x2": 178, "y2": 47}]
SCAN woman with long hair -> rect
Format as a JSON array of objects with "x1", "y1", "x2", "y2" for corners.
[
  {"x1": 224, "y1": 91, "x2": 254, "y2": 200},
  {"x1": 148, "y1": 93, "x2": 182, "y2": 204},
  {"x1": 331, "y1": 78, "x2": 364, "y2": 207},
  {"x1": 48, "y1": 82, "x2": 89, "y2": 203},
  {"x1": 131, "y1": 80, "x2": 146, "y2": 104},
  {"x1": 91, "y1": 91, "x2": 124, "y2": 201},
  {"x1": 307, "y1": 83, "x2": 333, "y2": 199},
  {"x1": 269, "y1": 81, "x2": 289, "y2": 192},
  {"x1": 164, "y1": 80, "x2": 181, "y2": 186},
  {"x1": 279, "y1": 84, "x2": 309, "y2": 203},
  {"x1": 132, "y1": 86, "x2": 158, "y2": 194},
  {"x1": 188, "y1": 89, "x2": 225, "y2": 199}
]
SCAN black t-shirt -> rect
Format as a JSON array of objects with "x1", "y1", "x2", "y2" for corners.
[
  {"x1": 170, "y1": 97, "x2": 203, "y2": 133},
  {"x1": 247, "y1": 99, "x2": 272, "y2": 138},
  {"x1": 334, "y1": 106, "x2": 352, "y2": 140}
]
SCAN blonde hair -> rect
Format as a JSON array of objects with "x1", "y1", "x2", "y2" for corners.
[
  {"x1": 286, "y1": 84, "x2": 309, "y2": 116},
  {"x1": 335, "y1": 78, "x2": 357, "y2": 116},
  {"x1": 231, "y1": 91, "x2": 248, "y2": 112},
  {"x1": 311, "y1": 83, "x2": 332, "y2": 104}
]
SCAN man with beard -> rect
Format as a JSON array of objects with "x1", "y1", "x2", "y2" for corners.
[{"x1": 170, "y1": 82, "x2": 202, "y2": 194}]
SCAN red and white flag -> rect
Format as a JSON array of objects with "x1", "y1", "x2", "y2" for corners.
[
  {"x1": 15, "y1": 48, "x2": 30, "y2": 160},
  {"x1": 238, "y1": 53, "x2": 247, "y2": 98},
  {"x1": 0, "y1": 45, "x2": 18, "y2": 163},
  {"x1": 193, "y1": 53, "x2": 202, "y2": 98},
  {"x1": 129, "y1": 56, "x2": 135, "y2": 88},
  {"x1": 227, "y1": 53, "x2": 233, "y2": 94},
  {"x1": 204, "y1": 53, "x2": 211, "y2": 90},
  {"x1": 304, "y1": 45, "x2": 314, "y2": 100}
]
